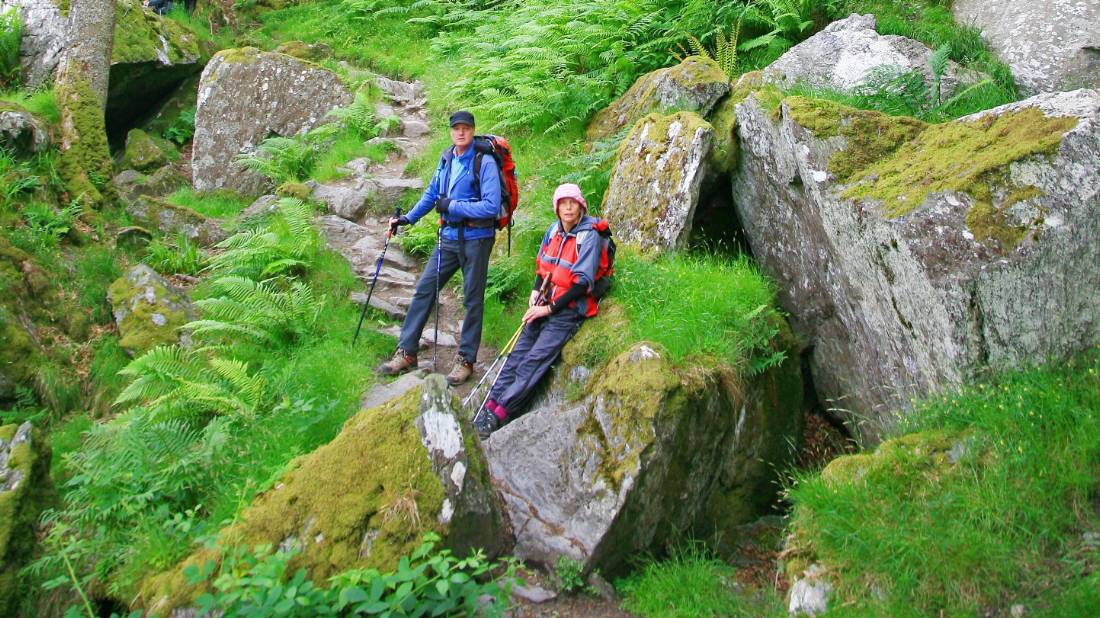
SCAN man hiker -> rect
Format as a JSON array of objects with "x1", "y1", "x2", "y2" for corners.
[
  {"x1": 473, "y1": 183, "x2": 604, "y2": 438},
  {"x1": 381, "y1": 110, "x2": 501, "y2": 385}
]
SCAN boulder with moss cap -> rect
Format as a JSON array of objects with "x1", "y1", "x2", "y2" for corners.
[
  {"x1": 0, "y1": 422, "x2": 54, "y2": 615},
  {"x1": 125, "y1": 195, "x2": 227, "y2": 246},
  {"x1": 602, "y1": 111, "x2": 713, "y2": 252},
  {"x1": 122, "y1": 128, "x2": 176, "y2": 172},
  {"x1": 731, "y1": 87, "x2": 1100, "y2": 442},
  {"x1": 483, "y1": 336, "x2": 802, "y2": 574},
  {"x1": 192, "y1": 47, "x2": 352, "y2": 194},
  {"x1": 587, "y1": 55, "x2": 729, "y2": 141},
  {"x1": 0, "y1": 102, "x2": 50, "y2": 154},
  {"x1": 108, "y1": 264, "x2": 196, "y2": 355},
  {"x1": 137, "y1": 374, "x2": 503, "y2": 615}
]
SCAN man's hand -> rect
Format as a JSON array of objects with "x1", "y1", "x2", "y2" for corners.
[
  {"x1": 388, "y1": 215, "x2": 409, "y2": 236},
  {"x1": 522, "y1": 304, "x2": 552, "y2": 323},
  {"x1": 435, "y1": 197, "x2": 452, "y2": 215},
  {"x1": 528, "y1": 289, "x2": 541, "y2": 307}
]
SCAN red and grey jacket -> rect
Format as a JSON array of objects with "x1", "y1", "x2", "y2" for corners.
[{"x1": 534, "y1": 215, "x2": 607, "y2": 318}]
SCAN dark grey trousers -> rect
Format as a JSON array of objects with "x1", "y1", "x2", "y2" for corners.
[
  {"x1": 488, "y1": 309, "x2": 583, "y2": 416},
  {"x1": 398, "y1": 236, "x2": 494, "y2": 362}
]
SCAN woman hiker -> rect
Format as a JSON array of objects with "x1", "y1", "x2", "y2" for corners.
[{"x1": 473, "y1": 183, "x2": 606, "y2": 439}]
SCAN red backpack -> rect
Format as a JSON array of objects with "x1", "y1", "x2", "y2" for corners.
[
  {"x1": 591, "y1": 219, "x2": 616, "y2": 299},
  {"x1": 469, "y1": 135, "x2": 519, "y2": 253}
]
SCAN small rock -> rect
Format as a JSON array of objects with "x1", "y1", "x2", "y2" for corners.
[
  {"x1": 122, "y1": 128, "x2": 174, "y2": 172},
  {"x1": 1010, "y1": 604, "x2": 1026, "y2": 617},
  {"x1": 350, "y1": 291, "x2": 406, "y2": 321},
  {"x1": 240, "y1": 195, "x2": 281, "y2": 220},
  {"x1": 585, "y1": 571, "x2": 617, "y2": 602},
  {"x1": 788, "y1": 564, "x2": 832, "y2": 616},
  {"x1": 511, "y1": 583, "x2": 557, "y2": 604},
  {"x1": 360, "y1": 371, "x2": 426, "y2": 410},
  {"x1": 0, "y1": 106, "x2": 50, "y2": 153},
  {"x1": 108, "y1": 264, "x2": 196, "y2": 355},
  {"x1": 312, "y1": 182, "x2": 372, "y2": 221},
  {"x1": 402, "y1": 119, "x2": 431, "y2": 138}
]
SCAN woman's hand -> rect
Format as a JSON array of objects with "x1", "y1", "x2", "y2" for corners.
[
  {"x1": 528, "y1": 289, "x2": 541, "y2": 307},
  {"x1": 522, "y1": 305, "x2": 552, "y2": 323}
]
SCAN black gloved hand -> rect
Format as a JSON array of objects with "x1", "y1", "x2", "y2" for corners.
[
  {"x1": 435, "y1": 197, "x2": 452, "y2": 215},
  {"x1": 389, "y1": 215, "x2": 410, "y2": 235}
]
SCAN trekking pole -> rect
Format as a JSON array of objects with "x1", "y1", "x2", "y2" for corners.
[
  {"x1": 353, "y1": 207, "x2": 402, "y2": 345},
  {"x1": 461, "y1": 321, "x2": 525, "y2": 407},
  {"x1": 432, "y1": 224, "x2": 442, "y2": 372},
  {"x1": 472, "y1": 322, "x2": 526, "y2": 414}
]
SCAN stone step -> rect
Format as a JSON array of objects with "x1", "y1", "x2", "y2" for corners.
[
  {"x1": 350, "y1": 292, "x2": 405, "y2": 321},
  {"x1": 360, "y1": 370, "x2": 425, "y2": 410},
  {"x1": 378, "y1": 325, "x2": 459, "y2": 349}
]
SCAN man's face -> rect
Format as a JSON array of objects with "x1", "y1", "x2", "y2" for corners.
[{"x1": 450, "y1": 123, "x2": 474, "y2": 150}]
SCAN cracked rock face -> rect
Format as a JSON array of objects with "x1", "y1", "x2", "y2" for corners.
[
  {"x1": 602, "y1": 111, "x2": 713, "y2": 252},
  {"x1": 191, "y1": 47, "x2": 351, "y2": 193},
  {"x1": 762, "y1": 13, "x2": 972, "y2": 98},
  {"x1": 953, "y1": 0, "x2": 1100, "y2": 96},
  {"x1": 483, "y1": 342, "x2": 801, "y2": 574},
  {"x1": 731, "y1": 88, "x2": 1100, "y2": 441},
  {"x1": 2, "y1": 0, "x2": 66, "y2": 87}
]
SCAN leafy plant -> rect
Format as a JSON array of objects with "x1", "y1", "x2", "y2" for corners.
[
  {"x1": 189, "y1": 276, "x2": 325, "y2": 347},
  {"x1": 235, "y1": 128, "x2": 333, "y2": 184},
  {"x1": 738, "y1": 0, "x2": 816, "y2": 57},
  {"x1": 162, "y1": 108, "x2": 196, "y2": 145},
  {"x1": 327, "y1": 90, "x2": 379, "y2": 139},
  {"x1": 185, "y1": 533, "x2": 519, "y2": 616},
  {"x1": 114, "y1": 346, "x2": 267, "y2": 421},
  {"x1": 143, "y1": 233, "x2": 208, "y2": 276},
  {"x1": 206, "y1": 198, "x2": 319, "y2": 279},
  {"x1": 555, "y1": 555, "x2": 584, "y2": 593},
  {"x1": 21, "y1": 200, "x2": 83, "y2": 246},
  {"x1": 684, "y1": 18, "x2": 742, "y2": 81},
  {"x1": 0, "y1": 10, "x2": 21, "y2": 90}
]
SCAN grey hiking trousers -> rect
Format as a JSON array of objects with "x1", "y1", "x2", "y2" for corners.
[
  {"x1": 398, "y1": 236, "x2": 494, "y2": 362},
  {"x1": 488, "y1": 309, "x2": 583, "y2": 417}
]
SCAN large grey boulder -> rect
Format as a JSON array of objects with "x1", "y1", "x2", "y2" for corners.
[
  {"x1": 192, "y1": 47, "x2": 351, "y2": 193},
  {"x1": 484, "y1": 340, "x2": 802, "y2": 573},
  {"x1": 601, "y1": 112, "x2": 712, "y2": 252},
  {"x1": 588, "y1": 55, "x2": 729, "y2": 141},
  {"x1": 139, "y1": 375, "x2": 503, "y2": 614},
  {"x1": 954, "y1": 0, "x2": 1100, "y2": 96},
  {"x1": 2, "y1": 0, "x2": 66, "y2": 87},
  {"x1": 762, "y1": 14, "x2": 970, "y2": 98},
  {"x1": 731, "y1": 87, "x2": 1100, "y2": 441}
]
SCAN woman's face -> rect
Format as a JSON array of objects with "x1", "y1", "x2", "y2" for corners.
[{"x1": 557, "y1": 198, "x2": 582, "y2": 227}]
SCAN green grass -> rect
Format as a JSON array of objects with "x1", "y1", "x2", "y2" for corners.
[
  {"x1": 0, "y1": 88, "x2": 60, "y2": 124},
  {"x1": 165, "y1": 187, "x2": 252, "y2": 219},
  {"x1": 617, "y1": 544, "x2": 784, "y2": 617},
  {"x1": 48, "y1": 412, "x2": 93, "y2": 482},
  {"x1": 787, "y1": 351, "x2": 1100, "y2": 615},
  {"x1": 311, "y1": 131, "x2": 391, "y2": 182}
]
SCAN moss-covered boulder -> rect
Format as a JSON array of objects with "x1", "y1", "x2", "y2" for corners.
[
  {"x1": 113, "y1": 166, "x2": 190, "y2": 204},
  {"x1": 121, "y1": 128, "x2": 175, "y2": 172},
  {"x1": 124, "y1": 195, "x2": 227, "y2": 246},
  {"x1": 107, "y1": 264, "x2": 196, "y2": 354},
  {"x1": 0, "y1": 239, "x2": 42, "y2": 401},
  {"x1": 731, "y1": 87, "x2": 1100, "y2": 441},
  {"x1": 587, "y1": 55, "x2": 729, "y2": 141},
  {"x1": 107, "y1": 0, "x2": 203, "y2": 134},
  {"x1": 483, "y1": 339, "x2": 802, "y2": 574},
  {"x1": 0, "y1": 102, "x2": 50, "y2": 154},
  {"x1": 0, "y1": 422, "x2": 54, "y2": 615},
  {"x1": 274, "y1": 40, "x2": 334, "y2": 62},
  {"x1": 138, "y1": 375, "x2": 503, "y2": 615},
  {"x1": 601, "y1": 111, "x2": 713, "y2": 252},
  {"x1": 192, "y1": 47, "x2": 351, "y2": 193}
]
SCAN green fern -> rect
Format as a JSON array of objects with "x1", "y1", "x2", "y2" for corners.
[
  {"x1": 928, "y1": 43, "x2": 952, "y2": 105},
  {"x1": 206, "y1": 198, "x2": 319, "y2": 279},
  {"x1": 327, "y1": 89, "x2": 379, "y2": 139},
  {"x1": 235, "y1": 135, "x2": 319, "y2": 185},
  {"x1": 189, "y1": 276, "x2": 324, "y2": 346}
]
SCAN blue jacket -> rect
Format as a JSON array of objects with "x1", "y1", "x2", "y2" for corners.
[{"x1": 405, "y1": 144, "x2": 501, "y2": 241}]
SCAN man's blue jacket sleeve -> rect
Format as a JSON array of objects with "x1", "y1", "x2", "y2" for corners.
[
  {"x1": 446, "y1": 156, "x2": 501, "y2": 220},
  {"x1": 405, "y1": 159, "x2": 444, "y2": 226}
]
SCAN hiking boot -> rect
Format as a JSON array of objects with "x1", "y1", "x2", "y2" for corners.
[
  {"x1": 379, "y1": 348, "x2": 417, "y2": 376},
  {"x1": 446, "y1": 355, "x2": 474, "y2": 386},
  {"x1": 473, "y1": 407, "x2": 500, "y2": 440}
]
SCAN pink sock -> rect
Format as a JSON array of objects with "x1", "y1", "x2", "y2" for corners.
[{"x1": 488, "y1": 400, "x2": 508, "y2": 421}]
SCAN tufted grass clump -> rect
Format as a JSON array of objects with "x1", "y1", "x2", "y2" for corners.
[{"x1": 786, "y1": 351, "x2": 1100, "y2": 615}]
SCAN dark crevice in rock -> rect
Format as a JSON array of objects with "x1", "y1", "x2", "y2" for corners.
[
  {"x1": 801, "y1": 346, "x2": 854, "y2": 444},
  {"x1": 967, "y1": 283, "x2": 990, "y2": 367},
  {"x1": 690, "y1": 173, "x2": 752, "y2": 257},
  {"x1": 106, "y1": 64, "x2": 199, "y2": 146}
]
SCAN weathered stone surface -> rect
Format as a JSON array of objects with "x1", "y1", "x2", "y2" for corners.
[
  {"x1": 762, "y1": 14, "x2": 970, "y2": 98},
  {"x1": 2, "y1": 0, "x2": 66, "y2": 87},
  {"x1": 239, "y1": 194, "x2": 281, "y2": 220},
  {"x1": 0, "y1": 103, "x2": 49, "y2": 153},
  {"x1": 139, "y1": 375, "x2": 503, "y2": 614},
  {"x1": 589, "y1": 55, "x2": 729, "y2": 141},
  {"x1": 114, "y1": 166, "x2": 189, "y2": 204},
  {"x1": 0, "y1": 422, "x2": 53, "y2": 615},
  {"x1": 602, "y1": 111, "x2": 713, "y2": 252},
  {"x1": 125, "y1": 196, "x2": 227, "y2": 246},
  {"x1": 312, "y1": 181, "x2": 372, "y2": 221},
  {"x1": 788, "y1": 564, "x2": 832, "y2": 616},
  {"x1": 954, "y1": 0, "x2": 1100, "y2": 96},
  {"x1": 122, "y1": 128, "x2": 174, "y2": 171},
  {"x1": 484, "y1": 340, "x2": 801, "y2": 573},
  {"x1": 108, "y1": 264, "x2": 195, "y2": 355},
  {"x1": 731, "y1": 87, "x2": 1100, "y2": 440},
  {"x1": 192, "y1": 47, "x2": 351, "y2": 193}
]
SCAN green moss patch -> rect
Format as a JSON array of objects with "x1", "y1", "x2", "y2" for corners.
[
  {"x1": 843, "y1": 107, "x2": 1077, "y2": 218},
  {"x1": 140, "y1": 386, "x2": 447, "y2": 613},
  {"x1": 107, "y1": 266, "x2": 193, "y2": 353},
  {"x1": 113, "y1": 0, "x2": 201, "y2": 65},
  {"x1": 56, "y1": 65, "x2": 113, "y2": 206},
  {"x1": 0, "y1": 425, "x2": 54, "y2": 615}
]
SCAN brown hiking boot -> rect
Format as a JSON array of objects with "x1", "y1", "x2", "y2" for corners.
[
  {"x1": 379, "y1": 348, "x2": 417, "y2": 376},
  {"x1": 446, "y1": 355, "x2": 474, "y2": 386}
]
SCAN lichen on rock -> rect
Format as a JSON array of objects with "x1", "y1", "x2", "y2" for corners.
[
  {"x1": 122, "y1": 128, "x2": 176, "y2": 172},
  {"x1": 602, "y1": 111, "x2": 713, "y2": 252},
  {"x1": 0, "y1": 422, "x2": 54, "y2": 615},
  {"x1": 124, "y1": 195, "x2": 227, "y2": 246},
  {"x1": 588, "y1": 55, "x2": 729, "y2": 141},
  {"x1": 107, "y1": 264, "x2": 196, "y2": 354}
]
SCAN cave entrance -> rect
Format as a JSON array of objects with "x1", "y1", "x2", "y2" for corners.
[{"x1": 688, "y1": 173, "x2": 752, "y2": 257}]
